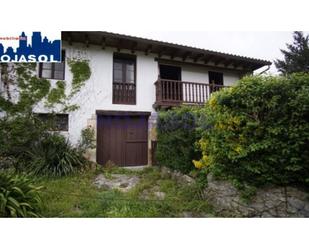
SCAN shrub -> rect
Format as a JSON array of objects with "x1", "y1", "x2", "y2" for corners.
[
  {"x1": 0, "y1": 113, "x2": 90, "y2": 176},
  {"x1": 0, "y1": 114, "x2": 48, "y2": 167},
  {"x1": 27, "y1": 133, "x2": 86, "y2": 177},
  {"x1": 194, "y1": 73, "x2": 309, "y2": 188},
  {"x1": 78, "y1": 127, "x2": 96, "y2": 153},
  {"x1": 0, "y1": 114, "x2": 91, "y2": 175},
  {"x1": 156, "y1": 106, "x2": 202, "y2": 173},
  {"x1": 0, "y1": 156, "x2": 16, "y2": 170},
  {"x1": 0, "y1": 172, "x2": 42, "y2": 217}
]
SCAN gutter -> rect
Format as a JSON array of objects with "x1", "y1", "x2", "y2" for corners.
[{"x1": 258, "y1": 65, "x2": 271, "y2": 75}]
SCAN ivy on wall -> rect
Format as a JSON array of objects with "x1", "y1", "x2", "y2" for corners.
[
  {"x1": 0, "y1": 59, "x2": 93, "y2": 180},
  {"x1": 0, "y1": 63, "x2": 51, "y2": 114},
  {"x1": 67, "y1": 59, "x2": 91, "y2": 97},
  {"x1": 0, "y1": 58, "x2": 92, "y2": 115},
  {"x1": 46, "y1": 81, "x2": 66, "y2": 108}
]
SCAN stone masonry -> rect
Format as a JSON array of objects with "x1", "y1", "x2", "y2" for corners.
[{"x1": 204, "y1": 173, "x2": 309, "y2": 217}]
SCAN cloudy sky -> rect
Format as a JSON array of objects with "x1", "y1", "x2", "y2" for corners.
[{"x1": 108, "y1": 30, "x2": 305, "y2": 74}]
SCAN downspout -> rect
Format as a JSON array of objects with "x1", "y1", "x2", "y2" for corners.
[{"x1": 258, "y1": 65, "x2": 271, "y2": 75}]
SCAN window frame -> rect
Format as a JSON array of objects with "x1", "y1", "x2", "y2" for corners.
[
  {"x1": 113, "y1": 53, "x2": 136, "y2": 85},
  {"x1": 36, "y1": 113, "x2": 69, "y2": 132},
  {"x1": 39, "y1": 50, "x2": 66, "y2": 80},
  {"x1": 208, "y1": 71, "x2": 224, "y2": 85},
  {"x1": 112, "y1": 53, "x2": 137, "y2": 105}
]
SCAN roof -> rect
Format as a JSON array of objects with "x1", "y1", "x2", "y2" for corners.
[{"x1": 62, "y1": 31, "x2": 271, "y2": 71}]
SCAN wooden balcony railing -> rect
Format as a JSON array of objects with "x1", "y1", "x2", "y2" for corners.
[
  {"x1": 113, "y1": 82, "x2": 136, "y2": 105},
  {"x1": 154, "y1": 78, "x2": 225, "y2": 108}
]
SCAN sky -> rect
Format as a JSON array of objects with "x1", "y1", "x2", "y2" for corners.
[
  {"x1": 0, "y1": 30, "x2": 306, "y2": 74},
  {"x1": 105, "y1": 30, "x2": 305, "y2": 75}
]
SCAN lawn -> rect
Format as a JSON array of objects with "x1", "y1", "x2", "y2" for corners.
[{"x1": 37, "y1": 166, "x2": 213, "y2": 217}]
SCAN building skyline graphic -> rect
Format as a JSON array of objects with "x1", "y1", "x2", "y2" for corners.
[{"x1": 0, "y1": 32, "x2": 61, "y2": 61}]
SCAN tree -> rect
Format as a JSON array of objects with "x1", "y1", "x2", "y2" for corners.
[{"x1": 275, "y1": 31, "x2": 309, "y2": 74}]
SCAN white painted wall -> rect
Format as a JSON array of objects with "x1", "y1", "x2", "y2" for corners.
[
  {"x1": 33, "y1": 42, "x2": 159, "y2": 144},
  {"x1": 1, "y1": 42, "x2": 241, "y2": 145},
  {"x1": 159, "y1": 63, "x2": 241, "y2": 103},
  {"x1": 181, "y1": 64, "x2": 241, "y2": 86}
]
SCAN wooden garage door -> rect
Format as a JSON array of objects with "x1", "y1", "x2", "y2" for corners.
[{"x1": 97, "y1": 114, "x2": 149, "y2": 166}]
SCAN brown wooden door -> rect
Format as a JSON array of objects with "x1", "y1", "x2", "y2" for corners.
[{"x1": 97, "y1": 115, "x2": 148, "y2": 166}]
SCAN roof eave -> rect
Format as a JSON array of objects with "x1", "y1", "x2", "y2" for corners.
[{"x1": 62, "y1": 31, "x2": 272, "y2": 71}]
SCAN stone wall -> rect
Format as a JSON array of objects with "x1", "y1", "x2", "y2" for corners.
[
  {"x1": 204, "y1": 173, "x2": 309, "y2": 217},
  {"x1": 84, "y1": 114, "x2": 96, "y2": 162},
  {"x1": 148, "y1": 112, "x2": 158, "y2": 165}
]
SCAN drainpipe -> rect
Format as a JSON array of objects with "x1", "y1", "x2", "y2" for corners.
[{"x1": 258, "y1": 65, "x2": 271, "y2": 75}]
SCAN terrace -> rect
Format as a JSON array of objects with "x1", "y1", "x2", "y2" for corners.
[{"x1": 154, "y1": 78, "x2": 226, "y2": 108}]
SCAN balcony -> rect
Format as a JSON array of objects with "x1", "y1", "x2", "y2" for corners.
[
  {"x1": 154, "y1": 78, "x2": 226, "y2": 108},
  {"x1": 113, "y1": 82, "x2": 136, "y2": 105}
]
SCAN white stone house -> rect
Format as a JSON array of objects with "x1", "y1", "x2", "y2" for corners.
[{"x1": 1, "y1": 31, "x2": 271, "y2": 166}]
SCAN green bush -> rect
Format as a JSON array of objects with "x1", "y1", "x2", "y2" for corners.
[
  {"x1": 0, "y1": 172, "x2": 42, "y2": 217},
  {"x1": 156, "y1": 106, "x2": 202, "y2": 173},
  {"x1": 27, "y1": 133, "x2": 86, "y2": 177},
  {"x1": 194, "y1": 73, "x2": 309, "y2": 188},
  {"x1": 0, "y1": 156, "x2": 16, "y2": 170},
  {"x1": 0, "y1": 114, "x2": 48, "y2": 166},
  {"x1": 78, "y1": 127, "x2": 96, "y2": 153},
  {"x1": 0, "y1": 113, "x2": 90, "y2": 176}
]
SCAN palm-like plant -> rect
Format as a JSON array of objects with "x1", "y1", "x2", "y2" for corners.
[
  {"x1": 28, "y1": 134, "x2": 86, "y2": 177},
  {"x1": 0, "y1": 172, "x2": 42, "y2": 217}
]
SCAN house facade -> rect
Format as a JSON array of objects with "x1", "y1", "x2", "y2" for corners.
[{"x1": 1, "y1": 31, "x2": 271, "y2": 166}]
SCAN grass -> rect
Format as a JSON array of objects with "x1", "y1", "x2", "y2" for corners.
[{"x1": 37, "y1": 166, "x2": 213, "y2": 217}]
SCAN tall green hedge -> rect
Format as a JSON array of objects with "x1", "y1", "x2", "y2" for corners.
[
  {"x1": 194, "y1": 73, "x2": 309, "y2": 188},
  {"x1": 156, "y1": 106, "x2": 202, "y2": 173}
]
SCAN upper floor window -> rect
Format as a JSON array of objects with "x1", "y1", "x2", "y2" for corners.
[
  {"x1": 208, "y1": 71, "x2": 223, "y2": 85},
  {"x1": 113, "y1": 54, "x2": 135, "y2": 84},
  {"x1": 113, "y1": 53, "x2": 136, "y2": 105},
  {"x1": 208, "y1": 71, "x2": 224, "y2": 93},
  {"x1": 39, "y1": 50, "x2": 65, "y2": 80}
]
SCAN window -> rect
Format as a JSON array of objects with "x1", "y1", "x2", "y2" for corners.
[
  {"x1": 39, "y1": 50, "x2": 65, "y2": 80},
  {"x1": 113, "y1": 53, "x2": 136, "y2": 105},
  {"x1": 159, "y1": 64, "x2": 181, "y2": 80},
  {"x1": 208, "y1": 71, "x2": 223, "y2": 85},
  {"x1": 159, "y1": 64, "x2": 182, "y2": 100},
  {"x1": 208, "y1": 71, "x2": 224, "y2": 93},
  {"x1": 36, "y1": 113, "x2": 69, "y2": 131},
  {"x1": 113, "y1": 54, "x2": 136, "y2": 84}
]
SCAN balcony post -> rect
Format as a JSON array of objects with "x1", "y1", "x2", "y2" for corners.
[
  {"x1": 210, "y1": 80, "x2": 215, "y2": 94},
  {"x1": 155, "y1": 78, "x2": 162, "y2": 105}
]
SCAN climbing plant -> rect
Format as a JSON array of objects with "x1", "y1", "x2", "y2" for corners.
[
  {"x1": 0, "y1": 63, "x2": 51, "y2": 114},
  {"x1": 45, "y1": 80, "x2": 66, "y2": 108},
  {"x1": 0, "y1": 59, "x2": 92, "y2": 171},
  {"x1": 0, "y1": 58, "x2": 91, "y2": 114},
  {"x1": 67, "y1": 58, "x2": 91, "y2": 97}
]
